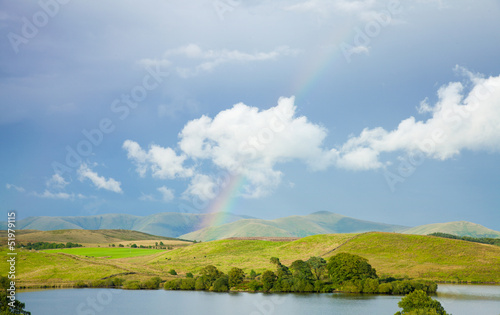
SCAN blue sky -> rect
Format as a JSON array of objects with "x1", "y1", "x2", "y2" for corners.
[{"x1": 1, "y1": 0, "x2": 500, "y2": 230}]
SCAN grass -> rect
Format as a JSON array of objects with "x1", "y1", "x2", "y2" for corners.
[
  {"x1": 2, "y1": 231, "x2": 499, "y2": 288},
  {"x1": 0, "y1": 229, "x2": 192, "y2": 246},
  {"x1": 47, "y1": 247, "x2": 165, "y2": 259},
  {"x1": 147, "y1": 233, "x2": 359, "y2": 274},
  {"x1": 333, "y1": 232, "x2": 500, "y2": 282},
  {"x1": 0, "y1": 248, "x2": 127, "y2": 286}
]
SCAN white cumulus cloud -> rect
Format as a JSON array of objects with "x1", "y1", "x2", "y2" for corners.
[
  {"x1": 123, "y1": 68, "x2": 500, "y2": 199},
  {"x1": 178, "y1": 96, "x2": 335, "y2": 198},
  {"x1": 335, "y1": 68, "x2": 500, "y2": 169},
  {"x1": 182, "y1": 174, "x2": 218, "y2": 201},
  {"x1": 77, "y1": 163, "x2": 123, "y2": 194},
  {"x1": 123, "y1": 140, "x2": 193, "y2": 179}
]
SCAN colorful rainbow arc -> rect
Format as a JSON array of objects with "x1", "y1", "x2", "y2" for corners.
[{"x1": 198, "y1": 29, "x2": 351, "y2": 230}]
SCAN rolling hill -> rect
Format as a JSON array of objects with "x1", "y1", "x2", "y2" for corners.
[
  {"x1": 4, "y1": 232, "x2": 499, "y2": 288},
  {"x1": 3, "y1": 211, "x2": 499, "y2": 241},
  {"x1": 0, "y1": 229, "x2": 190, "y2": 245},
  {"x1": 180, "y1": 211, "x2": 407, "y2": 241},
  {"x1": 157, "y1": 232, "x2": 500, "y2": 282},
  {"x1": 0, "y1": 212, "x2": 253, "y2": 238},
  {"x1": 402, "y1": 221, "x2": 500, "y2": 238}
]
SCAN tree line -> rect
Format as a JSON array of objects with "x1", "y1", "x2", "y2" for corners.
[
  {"x1": 163, "y1": 253, "x2": 437, "y2": 295},
  {"x1": 429, "y1": 232, "x2": 500, "y2": 246},
  {"x1": 17, "y1": 241, "x2": 83, "y2": 250},
  {"x1": 63, "y1": 252, "x2": 449, "y2": 314}
]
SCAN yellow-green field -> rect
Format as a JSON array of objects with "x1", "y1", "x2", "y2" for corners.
[
  {"x1": 2, "y1": 232, "x2": 499, "y2": 288},
  {"x1": 48, "y1": 247, "x2": 165, "y2": 259}
]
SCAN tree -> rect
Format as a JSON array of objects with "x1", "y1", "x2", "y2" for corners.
[
  {"x1": 270, "y1": 257, "x2": 291, "y2": 278},
  {"x1": 186, "y1": 272, "x2": 194, "y2": 278},
  {"x1": 169, "y1": 269, "x2": 177, "y2": 275},
  {"x1": 211, "y1": 275, "x2": 229, "y2": 292},
  {"x1": 306, "y1": 256, "x2": 327, "y2": 280},
  {"x1": 249, "y1": 269, "x2": 257, "y2": 280},
  {"x1": 270, "y1": 257, "x2": 281, "y2": 265},
  {"x1": 142, "y1": 276, "x2": 162, "y2": 289},
  {"x1": 261, "y1": 270, "x2": 277, "y2": 292},
  {"x1": 179, "y1": 278, "x2": 196, "y2": 290},
  {"x1": 395, "y1": 290, "x2": 450, "y2": 315},
  {"x1": 228, "y1": 267, "x2": 245, "y2": 288},
  {"x1": 195, "y1": 277, "x2": 206, "y2": 290},
  {"x1": 327, "y1": 253, "x2": 377, "y2": 284},
  {"x1": 200, "y1": 265, "x2": 223, "y2": 283},
  {"x1": 0, "y1": 276, "x2": 30, "y2": 315},
  {"x1": 290, "y1": 260, "x2": 314, "y2": 281},
  {"x1": 0, "y1": 292, "x2": 31, "y2": 315}
]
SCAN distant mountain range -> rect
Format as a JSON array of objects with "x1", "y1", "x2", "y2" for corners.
[
  {"x1": 2, "y1": 211, "x2": 499, "y2": 241},
  {"x1": 180, "y1": 211, "x2": 407, "y2": 241},
  {"x1": 0, "y1": 212, "x2": 252, "y2": 238}
]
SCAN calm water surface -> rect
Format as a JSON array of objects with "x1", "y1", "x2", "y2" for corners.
[{"x1": 18, "y1": 284, "x2": 500, "y2": 315}]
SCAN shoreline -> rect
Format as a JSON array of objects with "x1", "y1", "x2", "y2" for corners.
[{"x1": 15, "y1": 280, "x2": 500, "y2": 291}]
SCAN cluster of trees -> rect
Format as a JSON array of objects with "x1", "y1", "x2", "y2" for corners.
[
  {"x1": 163, "y1": 253, "x2": 437, "y2": 295},
  {"x1": 395, "y1": 290, "x2": 450, "y2": 315},
  {"x1": 74, "y1": 278, "x2": 125, "y2": 288},
  {"x1": 429, "y1": 232, "x2": 500, "y2": 246},
  {"x1": 0, "y1": 276, "x2": 31, "y2": 315},
  {"x1": 75, "y1": 277, "x2": 163, "y2": 290},
  {"x1": 164, "y1": 265, "x2": 246, "y2": 292},
  {"x1": 18, "y1": 241, "x2": 82, "y2": 250},
  {"x1": 107, "y1": 242, "x2": 173, "y2": 249},
  {"x1": 122, "y1": 277, "x2": 163, "y2": 290}
]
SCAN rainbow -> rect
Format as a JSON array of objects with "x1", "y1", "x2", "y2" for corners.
[
  {"x1": 200, "y1": 28, "x2": 352, "y2": 229},
  {"x1": 198, "y1": 173, "x2": 247, "y2": 230},
  {"x1": 292, "y1": 24, "x2": 353, "y2": 102}
]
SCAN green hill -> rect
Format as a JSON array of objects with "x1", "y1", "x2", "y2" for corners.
[
  {"x1": 402, "y1": 221, "x2": 500, "y2": 238},
  {"x1": 153, "y1": 232, "x2": 500, "y2": 283},
  {"x1": 180, "y1": 211, "x2": 407, "y2": 241},
  {"x1": 2, "y1": 232, "x2": 499, "y2": 288}
]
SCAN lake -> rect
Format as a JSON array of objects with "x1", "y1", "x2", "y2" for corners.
[{"x1": 18, "y1": 285, "x2": 500, "y2": 315}]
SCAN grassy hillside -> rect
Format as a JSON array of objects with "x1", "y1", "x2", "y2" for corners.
[
  {"x1": 2, "y1": 232, "x2": 499, "y2": 288},
  {"x1": 149, "y1": 233, "x2": 500, "y2": 283},
  {"x1": 151, "y1": 233, "x2": 357, "y2": 273},
  {"x1": 402, "y1": 221, "x2": 500, "y2": 238},
  {"x1": 181, "y1": 211, "x2": 407, "y2": 241},
  {"x1": 333, "y1": 233, "x2": 500, "y2": 282},
  {"x1": 0, "y1": 229, "x2": 192, "y2": 247}
]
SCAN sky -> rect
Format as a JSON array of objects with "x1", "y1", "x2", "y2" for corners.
[{"x1": 1, "y1": 0, "x2": 500, "y2": 230}]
